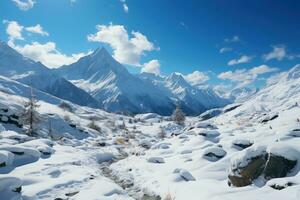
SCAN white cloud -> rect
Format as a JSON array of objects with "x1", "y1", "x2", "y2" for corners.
[
  {"x1": 228, "y1": 55, "x2": 252, "y2": 66},
  {"x1": 3, "y1": 20, "x2": 89, "y2": 68},
  {"x1": 263, "y1": 45, "x2": 286, "y2": 61},
  {"x1": 141, "y1": 60, "x2": 160, "y2": 75},
  {"x1": 123, "y1": 3, "x2": 129, "y2": 13},
  {"x1": 184, "y1": 71, "x2": 209, "y2": 86},
  {"x1": 120, "y1": 0, "x2": 128, "y2": 13},
  {"x1": 87, "y1": 24, "x2": 157, "y2": 66},
  {"x1": 11, "y1": 41, "x2": 91, "y2": 68},
  {"x1": 25, "y1": 24, "x2": 49, "y2": 36},
  {"x1": 218, "y1": 65, "x2": 278, "y2": 86},
  {"x1": 11, "y1": 0, "x2": 35, "y2": 11},
  {"x1": 3, "y1": 20, "x2": 24, "y2": 44},
  {"x1": 219, "y1": 47, "x2": 232, "y2": 54},
  {"x1": 249, "y1": 65, "x2": 278, "y2": 74},
  {"x1": 225, "y1": 35, "x2": 240, "y2": 43}
]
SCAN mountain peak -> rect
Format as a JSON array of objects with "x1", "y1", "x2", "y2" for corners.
[
  {"x1": 168, "y1": 72, "x2": 186, "y2": 83},
  {"x1": 91, "y1": 47, "x2": 111, "y2": 58}
]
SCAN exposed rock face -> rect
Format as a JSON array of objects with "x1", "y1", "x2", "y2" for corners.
[
  {"x1": 228, "y1": 153, "x2": 297, "y2": 187},
  {"x1": 264, "y1": 154, "x2": 297, "y2": 179}
]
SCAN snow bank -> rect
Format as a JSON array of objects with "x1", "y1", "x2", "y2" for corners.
[
  {"x1": 0, "y1": 176, "x2": 22, "y2": 192},
  {"x1": 0, "y1": 131, "x2": 29, "y2": 142},
  {"x1": 0, "y1": 150, "x2": 14, "y2": 166},
  {"x1": 0, "y1": 144, "x2": 40, "y2": 157}
]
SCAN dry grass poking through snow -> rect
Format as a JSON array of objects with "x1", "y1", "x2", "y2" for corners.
[{"x1": 164, "y1": 192, "x2": 176, "y2": 200}]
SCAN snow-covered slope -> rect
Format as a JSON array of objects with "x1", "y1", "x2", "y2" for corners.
[
  {"x1": 0, "y1": 42, "x2": 100, "y2": 108},
  {"x1": 109, "y1": 65, "x2": 300, "y2": 200},
  {"x1": 0, "y1": 65, "x2": 300, "y2": 200}
]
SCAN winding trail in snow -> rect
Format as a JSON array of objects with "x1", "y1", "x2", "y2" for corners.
[{"x1": 99, "y1": 146, "x2": 161, "y2": 200}]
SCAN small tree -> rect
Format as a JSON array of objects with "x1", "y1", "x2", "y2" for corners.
[
  {"x1": 88, "y1": 116, "x2": 101, "y2": 132},
  {"x1": 172, "y1": 105, "x2": 185, "y2": 125},
  {"x1": 21, "y1": 87, "x2": 41, "y2": 136},
  {"x1": 59, "y1": 101, "x2": 73, "y2": 112},
  {"x1": 158, "y1": 126, "x2": 166, "y2": 139}
]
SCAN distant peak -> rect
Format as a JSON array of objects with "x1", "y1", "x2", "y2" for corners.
[
  {"x1": 92, "y1": 47, "x2": 110, "y2": 57},
  {"x1": 168, "y1": 72, "x2": 184, "y2": 80}
]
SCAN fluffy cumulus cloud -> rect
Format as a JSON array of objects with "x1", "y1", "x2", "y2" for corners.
[
  {"x1": 87, "y1": 24, "x2": 157, "y2": 66},
  {"x1": 263, "y1": 45, "x2": 287, "y2": 61},
  {"x1": 25, "y1": 24, "x2": 49, "y2": 36},
  {"x1": 11, "y1": 0, "x2": 35, "y2": 11},
  {"x1": 4, "y1": 20, "x2": 49, "y2": 44},
  {"x1": 3, "y1": 20, "x2": 24, "y2": 44},
  {"x1": 228, "y1": 55, "x2": 252, "y2": 66},
  {"x1": 3, "y1": 20, "x2": 90, "y2": 68},
  {"x1": 141, "y1": 60, "x2": 160, "y2": 75},
  {"x1": 218, "y1": 65, "x2": 278, "y2": 87},
  {"x1": 12, "y1": 42, "x2": 92, "y2": 68},
  {"x1": 184, "y1": 71, "x2": 209, "y2": 86}
]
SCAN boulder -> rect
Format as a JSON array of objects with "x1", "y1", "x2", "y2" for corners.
[
  {"x1": 228, "y1": 155, "x2": 266, "y2": 187},
  {"x1": 147, "y1": 157, "x2": 165, "y2": 164},
  {"x1": 139, "y1": 139, "x2": 152, "y2": 149},
  {"x1": 228, "y1": 151, "x2": 297, "y2": 187},
  {"x1": 179, "y1": 169, "x2": 196, "y2": 181},
  {"x1": 232, "y1": 139, "x2": 253, "y2": 150},
  {"x1": 203, "y1": 147, "x2": 226, "y2": 162},
  {"x1": 264, "y1": 154, "x2": 297, "y2": 179},
  {"x1": 173, "y1": 168, "x2": 196, "y2": 181}
]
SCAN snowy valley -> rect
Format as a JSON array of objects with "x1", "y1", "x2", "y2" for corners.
[{"x1": 0, "y1": 36, "x2": 300, "y2": 200}]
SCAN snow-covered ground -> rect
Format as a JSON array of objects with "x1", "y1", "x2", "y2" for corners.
[{"x1": 1, "y1": 66, "x2": 300, "y2": 200}]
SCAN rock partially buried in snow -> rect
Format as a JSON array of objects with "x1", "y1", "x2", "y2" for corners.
[
  {"x1": 0, "y1": 176, "x2": 22, "y2": 193},
  {"x1": 173, "y1": 168, "x2": 195, "y2": 181},
  {"x1": 232, "y1": 139, "x2": 253, "y2": 150},
  {"x1": 180, "y1": 149, "x2": 192, "y2": 154},
  {"x1": 0, "y1": 131, "x2": 29, "y2": 142},
  {"x1": 228, "y1": 145, "x2": 298, "y2": 187},
  {"x1": 203, "y1": 147, "x2": 226, "y2": 162},
  {"x1": 0, "y1": 150, "x2": 14, "y2": 167},
  {"x1": 96, "y1": 152, "x2": 116, "y2": 164},
  {"x1": 198, "y1": 130, "x2": 220, "y2": 138},
  {"x1": 139, "y1": 139, "x2": 152, "y2": 149},
  {"x1": 148, "y1": 157, "x2": 165, "y2": 164},
  {"x1": 195, "y1": 122, "x2": 217, "y2": 129},
  {"x1": 152, "y1": 142, "x2": 171, "y2": 149},
  {"x1": 264, "y1": 154, "x2": 297, "y2": 179}
]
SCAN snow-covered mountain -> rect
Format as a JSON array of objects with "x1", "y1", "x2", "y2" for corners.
[
  {"x1": 56, "y1": 48, "x2": 175, "y2": 115},
  {"x1": 56, "y1": 48, "x2": 230, "y2": 115},
  {"x1": 214, "y1": 85, "x2": 258, "y2": 103},
  {"x1": 140, "y1": 72, "x2": 230, "y2": 114},
  {"x1": 0, "y1": 41, "x2": 100, "y2": 108}
]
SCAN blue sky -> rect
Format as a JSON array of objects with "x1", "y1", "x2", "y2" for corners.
[{"x1": 1, "y1": 0, "x2": 300, "y2": 90}]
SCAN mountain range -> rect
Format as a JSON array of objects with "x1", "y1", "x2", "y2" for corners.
[{"x1": 0, "y1": 41, "x2": 231, "y2": 115}]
